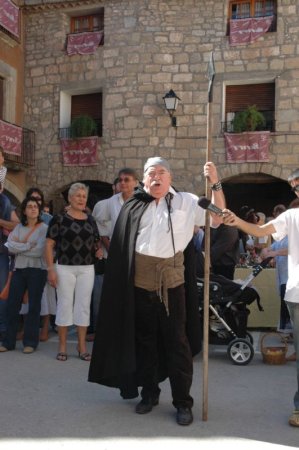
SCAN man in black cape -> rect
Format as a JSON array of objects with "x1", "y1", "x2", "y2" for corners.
[{"x1": 88, "y1": 157, "x2": 225, "y2": 425}]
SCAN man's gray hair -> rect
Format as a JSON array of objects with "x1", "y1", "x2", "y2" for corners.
[
  {"x1": 288, "y1": 168, "x2": 299, "y2": 183},
  {"x1": 144, "y1": 156, "x2": 170, "y2": 174},
  {"x1": 68, "y1": 182, "x2": 89, "y2": 199}
]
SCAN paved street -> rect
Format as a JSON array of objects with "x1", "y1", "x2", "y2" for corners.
[{"x1": 0, "y1": 330, "x2": 298, "y2": 450}]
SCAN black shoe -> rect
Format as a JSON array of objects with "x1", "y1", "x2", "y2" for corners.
[
  {"x1": 135, "y1": 397, "x2": 159, "y2": 414},
  {"x1": 176, "y1": 407, "x2": 193, "y2": 425}
]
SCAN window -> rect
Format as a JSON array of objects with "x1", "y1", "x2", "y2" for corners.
[
  {"x1": 59, "y1": 92, "x2": 102, "y2": 138},
  {"x1": 70, "y1": 11, "x2": 104, "y2": 33},
  {"x1": 228, "y1": 0, "x2": 277, "y2": 32},
  {"x1": 223, "y1": 82, "x2": 275, "y2": 132}
]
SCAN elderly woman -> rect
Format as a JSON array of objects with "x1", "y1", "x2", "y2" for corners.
[
  {"x1": 0, "y1": 196, "x2": 48, "y2": 354},
  {"x1": 45, "y1": 183, "x2": 101, "y2": 362}
]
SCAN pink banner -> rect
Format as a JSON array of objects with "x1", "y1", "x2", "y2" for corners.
[
  {"x1": 0, "y1": 120, "x2": 22, "y2": 156},
  {"x1": 60, "y1": 137, "x2": 98, "y2": 166},
  {"x1": 67, "y1": 31, "x2": 104, "y2": 56},
  {"x1": 0, "y1": 0, "x2": 20, "y2": 38},
  {"x1": 224, "y1": 131, "x2": 270, "y2": 163},
  {"x1": 229, "y1": 16, "x2": 273, "y2": 46}
]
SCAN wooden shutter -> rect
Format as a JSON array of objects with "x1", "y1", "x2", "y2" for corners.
[
  {"x1": 71, "y1": 93, "x2": 102, "y2": 122},
  {"x1": 226, "y1": 83, "x2": 275, "y2": 114}
]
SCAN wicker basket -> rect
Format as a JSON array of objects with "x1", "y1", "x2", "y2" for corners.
[{"x1": 260, "y1": 332, "x2": 288, "y2": 365}]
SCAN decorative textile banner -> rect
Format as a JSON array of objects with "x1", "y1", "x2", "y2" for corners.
[
  {"x1": 66, "y1": 31, "x2": 104, "y2": 56},
  {"x1": 229, "y1": 16, "x2": 273, "y2": 46},
  {"x1": 0, "y1": 120, "x2": 22, "y2": 156},
  {"x1": 0, "y1": 0, "x2": 20, "y2": 38},
  {"x1": 60, "y1": 137, "x2": 98, "y2": 166},
  {"x1": 224, "y1": 131, "x2": 270, "y2": 163}
]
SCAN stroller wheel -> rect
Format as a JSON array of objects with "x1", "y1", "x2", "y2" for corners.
[
  {"x1": 227, "y1": 338, "x2": 254, "y2": 365},
  {"x1": 245, "y1": 332, "x2": 254, "y2": 345}
]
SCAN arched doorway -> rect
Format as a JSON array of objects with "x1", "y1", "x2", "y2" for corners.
[{"x1": 222, "y1": 173, "x2": 296, "y2": 217}]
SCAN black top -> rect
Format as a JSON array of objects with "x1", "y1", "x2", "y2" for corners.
[{"x1": 47, "y1": 213, "x2": 99, "y2": 265}]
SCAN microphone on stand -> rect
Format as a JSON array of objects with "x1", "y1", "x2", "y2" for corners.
[{"x1": 198, "y1": 196, "x2": 224, "y2": 216}]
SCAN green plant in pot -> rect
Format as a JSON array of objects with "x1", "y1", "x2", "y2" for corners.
[
  {"x1": 70, "y1": 115, "x2": 97, "y2": 138},
  {"x1": 232, "y1": 105, "x2": 266, "y2": 133}
]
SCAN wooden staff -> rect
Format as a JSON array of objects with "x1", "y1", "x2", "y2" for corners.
[{"x1": 202, "y1": 52, "x2": 215, "y2": 422}]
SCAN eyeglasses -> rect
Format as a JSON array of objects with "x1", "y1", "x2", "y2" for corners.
[
  {"x1": 118, "y1": 177, "x2": 132, "y2": 183},
  {"x1": 291, "y1": 185, "x2": 299, "y2": 193},
  {"x1": 32, "y1": 196, "x2": 42, "y2": 201}
]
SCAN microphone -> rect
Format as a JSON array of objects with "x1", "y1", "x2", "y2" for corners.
[{"x1": 198, "y1": 196, "x2": 224, "y2": 216}]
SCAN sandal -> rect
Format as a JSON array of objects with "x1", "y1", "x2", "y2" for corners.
[
  {"x1": 56, "y1": 352, "x2": 68, "y2": 361},
  {"x1": 78, "y1": 352, "x2": 91, "y2": 361},
  {"x1": 289, "y1": 411, "x2": 299, "y2": 427}
]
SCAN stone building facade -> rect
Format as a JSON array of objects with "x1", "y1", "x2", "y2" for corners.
[{"x1": 10, "y1": 0, "x2": 299, "y2": 209}]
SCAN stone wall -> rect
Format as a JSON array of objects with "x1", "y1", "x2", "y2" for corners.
[{"x1": 23, "y1": 0, "x2": 299, "y2": 204}]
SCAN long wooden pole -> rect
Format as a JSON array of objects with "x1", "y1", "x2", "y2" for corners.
[{"x1": 202, "y1": 100, "x2": 212, "y2": 421}]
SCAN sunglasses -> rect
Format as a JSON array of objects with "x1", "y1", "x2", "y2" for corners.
[
  {"x1": 118, "y1": 177, "x2": 132, "y2": 183},
  {"x1": 291, "y1": 185, "x2": 299, "y2": 193}
]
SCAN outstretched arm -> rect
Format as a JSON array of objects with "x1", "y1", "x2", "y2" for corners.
[{"x1": 223, "y1": 209, "x2": 275, "y2": 238}]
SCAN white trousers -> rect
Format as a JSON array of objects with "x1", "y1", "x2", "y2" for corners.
[{"x1": 55, "y1": 264, "x2": 94, "y2": 327}]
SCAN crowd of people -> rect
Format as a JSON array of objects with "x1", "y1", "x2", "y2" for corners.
[{"x1": 0, "y1": 146, "x2": 298, "y2": 427}]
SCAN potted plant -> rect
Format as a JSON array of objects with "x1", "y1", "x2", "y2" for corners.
[
  {"x1": 232, "y1": 105, "x2": 266, "y2": 132},
  {"x1": 70, "y1": 115, "x2": 97, "y2": 138}
]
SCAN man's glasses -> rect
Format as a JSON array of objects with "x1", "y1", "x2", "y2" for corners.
[
  {"x1": 118, "y1": 177, "x2": 132, "y2": 183},
  {"x1": 291, "y1": 185, "x2": 299, "y2": 193}
]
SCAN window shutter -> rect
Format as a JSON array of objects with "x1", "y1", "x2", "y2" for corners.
[
  {"x1": 226, "y1": 83, "x2": 275, "y2": 114},
  {"x1": 71, "y1": 93, "x2": 102, "y2": 122}
]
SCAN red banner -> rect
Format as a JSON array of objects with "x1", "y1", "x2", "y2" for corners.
[
  {"x1": 229, "y1": 16, "x2": 273, "y2": 46},
  {"x1": 66, "y1": 31, "x2": 104, "y2": 56},
  {"x1": 0, "y1": 120, "x2": 22, "y2": 156},
  {"x1": 60, "y1": 137, "x2": 98, "y2": 166},
  {"x1": 224, "y1": 131, "x2": 270, "y2": 163},
  {"x1": 0, "y1": 0, "x2": 20, "y2": 38}
]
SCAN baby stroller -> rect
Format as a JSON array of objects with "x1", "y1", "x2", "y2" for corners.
[{"x1": 197, "y1": 255, "x2": 272, "y2": 365}]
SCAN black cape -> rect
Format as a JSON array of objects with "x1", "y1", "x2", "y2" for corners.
[{"x1": 88, "y1": 187, "x2": 202, "y2": 399}]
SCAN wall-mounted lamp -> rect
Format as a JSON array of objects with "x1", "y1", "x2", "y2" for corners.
[{"x1": 163, "y1": 89, "x2": 181, "y2": 127}]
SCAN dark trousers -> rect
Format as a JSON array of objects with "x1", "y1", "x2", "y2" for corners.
[
  {"x1": 135, "y1": 284, "x2": 193, "y2": 409},
  {"x1": 3, "y1": 268, "x2": 47, "y2": 350},
  {"x1": 279, "y1": 284, "x2": 291, "y2": 330},
  {"x1": 213, "y1": 264, "x2": 235, "y2": 280}
]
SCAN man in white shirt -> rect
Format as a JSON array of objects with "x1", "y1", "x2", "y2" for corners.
[
  {"x1": 93, "y1": 167, "x2": 139, "y2": 252},
  {"x1": 89, "y1": 157, "x2": 225, "y2": 426},
  {"x1": 223, "y1": 167, "x2": 299, "y2": 428}
]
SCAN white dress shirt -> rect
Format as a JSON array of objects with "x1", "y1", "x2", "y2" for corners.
[
  {"x1": 92, "y1": 192, "x2": 125, "y2": 238},
  {"x1": 136, "y1": 188, "x2": 205, "y2": 258}
]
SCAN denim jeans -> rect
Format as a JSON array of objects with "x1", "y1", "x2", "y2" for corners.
[
  {"x1": 2, "y1": 268, "x2": 47, "y2": 350},
  {"x1": 286, "y1": 302, "x2": 299, "y2": 411},
  {"x1": 0, "y1": 252, "x2": 9, "y2": 333}
]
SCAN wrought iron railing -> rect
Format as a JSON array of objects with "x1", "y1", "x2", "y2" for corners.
[
  {"x1": 221, "y1": 119, "x2": 275, "y2": 134},
  {"x1": 59, "y1": 119, "x2": 102, "y2": 139}
]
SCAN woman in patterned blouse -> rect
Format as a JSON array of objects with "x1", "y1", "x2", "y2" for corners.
[{"x1": 45, "y1": 183, "x2": 102, "y2": 362}]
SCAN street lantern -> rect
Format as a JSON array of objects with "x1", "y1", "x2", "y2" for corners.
[{"x1": 163, "y1": 89, "x2": 181, "y2": 127}]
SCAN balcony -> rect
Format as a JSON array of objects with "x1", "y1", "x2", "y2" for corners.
[
  {"x1": 4, "y1": 126, "x2": 35, "y2": 167},
  {"x1": 221, "y1": 118, "x2": 275, "y2": 134},
  {"x1": 59, "y1": 119, "x2": 102, "y2": 139}
]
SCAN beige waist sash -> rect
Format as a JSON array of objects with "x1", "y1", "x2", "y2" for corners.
[{"x1": 134, "y1": 252, "x2": 185, "y2": 315}]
